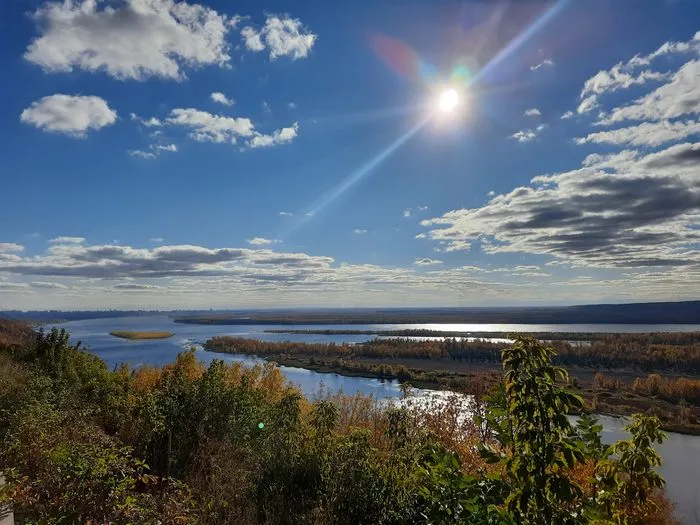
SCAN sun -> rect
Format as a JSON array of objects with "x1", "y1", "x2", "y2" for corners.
[{"x1": 438, "y1": 88, "x2": 459, "y2": 113}]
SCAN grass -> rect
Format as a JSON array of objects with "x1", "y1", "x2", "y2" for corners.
[{"x1": 109, "y1": 330, "x2": 174, "y2": 340}]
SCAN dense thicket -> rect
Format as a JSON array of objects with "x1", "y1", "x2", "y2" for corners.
[
  {"x1": 206, "y1": 334, "x2": 700, "y2": 374},
  {"x1": 0, "y1": 321, "x2": 678, "y2": 524},
  {"x1": 265, "y1": 330, "x2": 700, "y2": 345}
]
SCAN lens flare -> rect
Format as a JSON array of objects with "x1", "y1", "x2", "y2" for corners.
[{"x1": 439, "y1": 89, "x2": 459, "y2": 113}]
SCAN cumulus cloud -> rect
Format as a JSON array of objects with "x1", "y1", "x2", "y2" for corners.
[
  {"x1": 414, "y1": 258, "x2": 443, "y2": 266},
  {"x1": 576, "y1": 95, "x2": 598, "y2": 115},
  {"x1": 130, "y1": 114, "x2": 162, "y2": 127},
  {"x1": 561, "y1": 111, "x2": 575, "y2": 120},
  {"x1": 598, "y1": 60, "x2": 700, "y2": 124},
  {"x1": 248, "y1": 122, "x2": 298, "y2": 148},
  {"x1": 210, "y1": 92, "x2": 234, "y2": 106},
  {"x1": 129, "y1": 150, "x2": 157, "y2": 159},
  {"x1": 279, "y1": 211, "x2": 294, "y2": 217},
  {"x1": 0, "y1": 243, "x2": 24, "y2": 253},
  {"x1": 25, "y1": 0, "x2": 231, "y2": 80},
  {"x1": 576, "y1": 119, "x2": 700, "y2": 147},
  {"x1": 510, "y1": 129, "x2": 537, "y2": 143},
  {"x1": 20, "y1": 95, "x2": 117, "y2": 137},
  {"x1": 353, "y1": 229, "x2": 367, "y2": 234},
  {"x1": 0, "y1": 242, "x2": 333, "y2": 279},
  {"x1": 166, "y1": 108, "x2": 254, "y2": 143},
  {"x1": 128, "y1": 143, "x2": 178, "y2": 159},
  {"x1": 150, "y1": 106, "x2": 299, "y2": 149},
  {"x1": 49, "y1": 237, "x2": 85, "y2": 244},
  {"x1": 421, "y1": 141, "x2": 700, "y2": 268},
  {"x1": 247, "y1": 237, "x2": 276, "y2": 245},
  {"x1": 510, "y1": 124, "x2": 548, "y2": 143},
  {"x1": 574, "y1": 32, "x2": 699, "y2": 116},
  {"x1": 241, "y1": 14, "x2": 316, "y2": 60},
  {"x1": 524, "y1": 108, "x2": 541, "y2": 117}
]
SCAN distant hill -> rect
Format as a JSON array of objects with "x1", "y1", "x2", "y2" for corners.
[
  {"x1": 3, "y1": 300, "x2": 699, "y2": 325},
  {"x1": 174, "y1": 301, "x2": 700, "y2": 325}
]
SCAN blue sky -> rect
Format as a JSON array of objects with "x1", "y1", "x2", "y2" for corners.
[{"x1": 0, "y1": 0, "x2": 699, "y2": 309}]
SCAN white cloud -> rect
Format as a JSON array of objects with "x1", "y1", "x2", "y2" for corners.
[
  {"x1": 0, "y1": 243, "x2": 24, "y2": 253},
  {"x1": 561, "y1": 111, "x2": 575, "y2": 120},
  {"x1": 288, "y1": 102, "x2": 297, "y2": 110},
  {"x1": 510, "y1": 129, "x2": 537, "y2": 142},
  {"x1": 577, "y1": 95, "x2": 598, "y2": 115},
  {"x1": 530, "y1": 58, "x2": 554, "y2": 71},
  {"x1": 31, "y1": 281, "x2": 68, "y2": 289},
  {"x1": 589, "y1": 68, "x2": 670, "y2": 96},
  {"x1": 420, "y1": 141, "x2": 700, "y2": 268},
  {"x1": 247, "y1": 237, "x2": 276, "y2": 245},
  {"x1": 21, "y1": 95, "x2": 117, "y2": 137},
  {"x1": 248, "y1": 122, "x2": 299, "y2": 148},
  {"x1": 210, "y1": 92, "x2": 234, "y2": 106},
  {"x1": 353, "y1": 229, "x2": 367, "y2": 234},
  {"x1": 414, "y1": 258, "x2": 443, "y2": 266},
  {"x1": 113, "y1": 283, "x2": 160, "y2": 290},
  {"x1": 279, "y1": 211, "x2": 294, "y2": 217},
  {"x1": 129, "y1": 142, "x2": 178, "y2": 159},
  {"x1": 129, "y1": 150, "x2": 157, "y2": 160},
  {"x1": 598, "y1": 60, "x2": 700, "y2": 124},
  {"x1": 574, "y1": 32, "x2": 699, "y2": 117},
  {"x1": 166, "y1": 108, "x2": 254, "y2": 143},
  {"x1": 0, "y1": 283, "x2": 29, "y2": 290},
  {"x1": 241, "y1": 26, "x2": 265, "y2": 52},
  {"x1": 403, "y1": 208, "x2": 412, "y2": 218},
  {"x1": 524, "y1": 108, "x2": 541, "y2": 117},
  {"x1": 576, "y1": 119, "x2": 700, "y2": 147},
  {"x1": 25, "y1": 0, "x2": 231, "y2": 80},
  {"x1": 131, "y1": 113, "x2": 162, "y2": 127},
  {"x1": 150, "y1": 237, "x2": 165, "y2": 243},
  {"x1": 241, "y1": 14, "x2": 316, "y2": 60},
  {"x1": 487, "y1": 191, "x2": 496, "y2": 197},
  {"x1": 417, "y1": 206, "x2": 429, "y2": 212},
  {"x1": 49, "y1": 237, "x2": 85, "y2": 244}
]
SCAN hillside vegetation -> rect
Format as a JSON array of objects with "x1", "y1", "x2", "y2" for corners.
[{"x1": 0, "y1": 319, "x2": 678, "y2": 524}]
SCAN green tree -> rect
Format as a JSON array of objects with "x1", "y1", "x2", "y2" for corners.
[
  {"x1": 596, "y1": 414, "x2": 667, "y2": 524},
  {"x1": 481, "y1": 336, "x2": 585, "y2": 525}
]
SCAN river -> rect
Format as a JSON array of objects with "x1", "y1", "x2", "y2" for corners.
[{"x1": 54, "y1": 315, "x2": 700, "y2": 522}]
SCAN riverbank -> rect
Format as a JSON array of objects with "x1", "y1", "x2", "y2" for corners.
[
  {"x1": 225, "y1": 352, "x2": 700, "y2": 435},
  {"x1": 203, "y1": 337, "x2": 700, "y2": 436},
  {"x1": 265, "y1": 328, "x2": 700, "y2": 343}
]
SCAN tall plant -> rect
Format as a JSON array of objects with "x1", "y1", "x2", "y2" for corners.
[{"x1": 481, "y1": 336, "x2": 586, "y2": 525}]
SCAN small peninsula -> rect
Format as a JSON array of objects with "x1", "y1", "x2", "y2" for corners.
[{"x1": 109, "y1": 330, "x2": 173, "y2": 340}]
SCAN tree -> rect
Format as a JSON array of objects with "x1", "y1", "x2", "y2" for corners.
[
  {"x1": 481, "y1": 336, "x2": 586, "y2": 525},
  {"x1": 596, "y1": 415, "x2": 667, "y2": 524}
]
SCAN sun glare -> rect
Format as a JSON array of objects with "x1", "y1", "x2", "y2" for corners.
[{"x1": 438, "y1": 89, "x2": 459, "y2": 113}]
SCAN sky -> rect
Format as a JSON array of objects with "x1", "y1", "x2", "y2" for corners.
[{"x1": 0, "y1": 0, "x2": 699, "y2": 310}]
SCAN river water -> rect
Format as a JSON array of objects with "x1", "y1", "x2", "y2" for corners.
[{"x1": 54, "y1": 315, "x2": 700, "y2": 522}]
